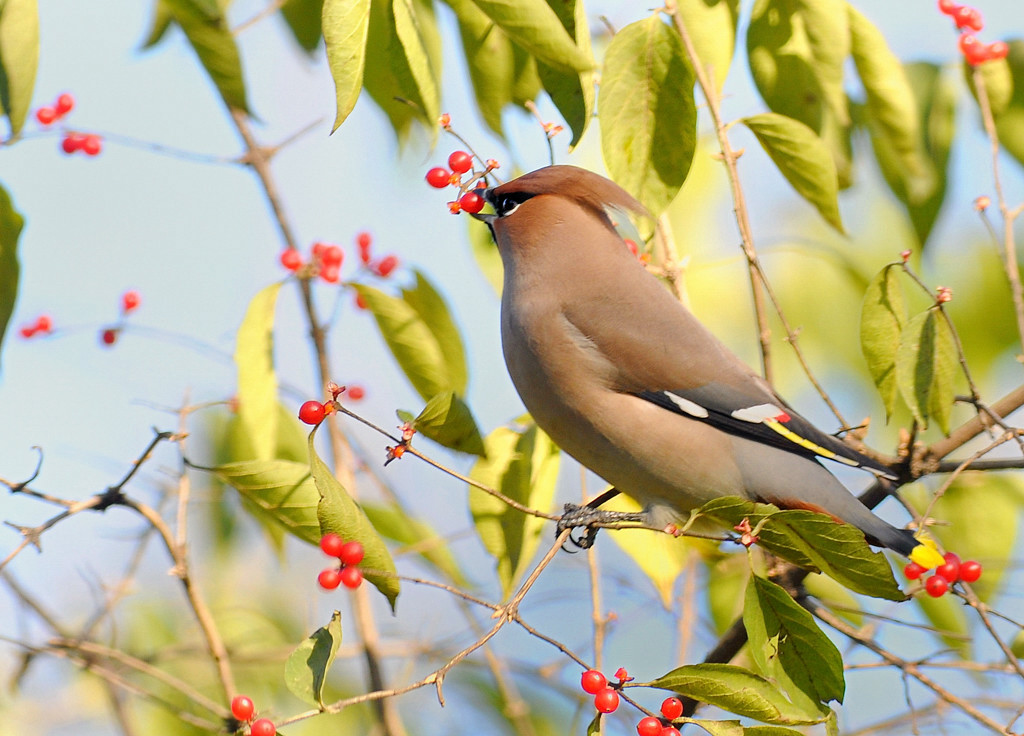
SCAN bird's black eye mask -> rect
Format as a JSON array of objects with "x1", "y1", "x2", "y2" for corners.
[{"x1": 471, "y1": 189, "x2": 535, "y2": 227}]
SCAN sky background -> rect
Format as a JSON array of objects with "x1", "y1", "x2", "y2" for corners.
[{"x1": 2, "y1": 1, "x2": 1023, "y2": 734}]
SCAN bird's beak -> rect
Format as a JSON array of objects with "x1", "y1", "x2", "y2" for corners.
[
  {"x1": 470, "y1": 187, "x2": 496, "y2": 224},
  {"x1": 471, "y1": 211, "x2": 496, "y2": 224}
]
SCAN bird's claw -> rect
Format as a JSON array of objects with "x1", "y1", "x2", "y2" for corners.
[{"x1": 556, "y1": 502, "x2": 647, "y2": 551}]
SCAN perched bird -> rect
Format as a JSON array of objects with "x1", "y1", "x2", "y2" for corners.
[{"x1": 473, "y1": 165, "x2": 938, "y2": 566}]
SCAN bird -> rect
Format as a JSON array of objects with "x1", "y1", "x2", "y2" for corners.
[{"x1": 471, "y1": 164, "x2": 941, "y2": 567}]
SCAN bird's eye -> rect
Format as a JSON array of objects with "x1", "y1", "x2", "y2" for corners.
[{"x1": 495, "y1": 192, "x2": 533, "y2": 217}]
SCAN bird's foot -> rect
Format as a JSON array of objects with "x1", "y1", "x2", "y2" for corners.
[{"x1": 556, "y1": 501, "x2": 647, "y2": 550}]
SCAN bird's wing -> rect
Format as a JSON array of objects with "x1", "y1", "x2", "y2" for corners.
[{"x1": 635, "y1": 385, "x2": 897, "y2": 480}]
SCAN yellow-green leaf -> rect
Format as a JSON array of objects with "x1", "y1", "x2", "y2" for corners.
[
  {"x1": 210, "y1": 458, "x2": 321, "y2": 545},
  {"x1": 282, "y1": 0, "x2": 325, "y2": 53},
  {"x1": 469, "y1": 422, "x2": 559, "y2": 597},
  {"x1": 675, "y1": 0, "x2": 739, "y2": 95},
  {"x1": 309, "y1": 428, "x2": 400, "y2": 609},
  {"x1": 392, "y1": 0, "x2": 440, "y2": 130},
  {"x1": 403, "y1": 270, "x2": 467, "y2": 395},
  {"x1": 994, "y1": 40, "x2": 1024, "y2": 169},
  {"x1": 600, "y1": 13, "x2": 696, "y2": 218},
  {"x1": 741, "y1": 112, "x2": 843, "y2": 232},
  {"x1": 535, "y1": 0, "x2": 593, "y2": 149},
  {"x1": 323, "y1": 0, "x2": 369, "y2": 130},
  {"x1": 411, "y1": 391, "x2": 486, "y2": 456},
  {"x1": 0, "y1": 182, "x2": 24, "y2": 369},
  {"x1": 965, "y1": 54, "x2": 1013, "y2": 117},
  {"x1": 0, "y1": 0, "x2": 39, "y2": 135},
  {"x1": 445, "y1": 0, "x2": 515, "y2": 137},
  {"x1": 285, "y1": 611, "x2": 342, "y2": 707},
  {"x1": 234, "y1": 283, "x2": 282, "y2": 461},
  {"x1": 466, "y1": 0, "x2": 593, "y2": 74},
  {"x1": 860, "y1": 263, "x2": 906, "y2": 419},
  {"x1": 895, "y1": 308, "x2": 956, "y2": 434}
]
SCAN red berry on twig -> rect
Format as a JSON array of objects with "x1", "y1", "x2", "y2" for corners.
[
  {"x1": 580, "y1": 670, "x2": 607, "y2": 695},
  {"x1": 448, "y1": 150, "x2": 473, "y2": 174},
  {"x1": 36, "y1": 107, "x2": 57, "y2": 125},
  {"x1": 925, "y1": 575, "x2": 949, "y2": 597},
  {"x1": 959, "y1": 560, "x2": 983, "y2": 583},
  {"x1": 250, "y1": 718, "x2": 276, "y2": 736},
  {"x1": 339, "y1": 566, "x2": 363, "y2": 589},
  {"x1": 660, "y1": 697, "x2": 683, "y2": 720},
  {"x1": 318, "y1": 568, "x2": 341, "y2": 590},
  {"x1": 298, "y1": 400, "x2": 326, "y2": 425},
  {"x1": 459, "y1": 191, "x2": 485, "y2": 214},
  {"x1": 637, "y1": 717, "x2": 663, "y2": 736},
  {"x1": 339, "y1": 540, "x2": 365, "y2": 566},
  {"x1": 320, "y1": 533, "x2": 344, "y2": 557},
  {"x1": 593, "y1": 687, "x2": 619, "y2": 714},
  {"x1": 426, "y1": 167, "x2": 451, "y2": 188},
  {"x1": 230, "y1": 695, "x2": 255, "y2": 722}
]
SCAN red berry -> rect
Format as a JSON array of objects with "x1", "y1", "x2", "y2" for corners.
[
  {"x1": 319, "y1": 263, "x2": 341, "y2": 284},
  {"x1": 81, "y1": 134, "x2": 102, "y2": 156},
  {"x1": 61, "y1": 133, "x2": 84, "y2": 154},
  {"x1": 339, "y1": 566, "x2": 363, "y2": 589},
  {"x1": 459, "y1": 191, "x2": 485, "y2": 214},
  {"x1": 987, "y1": 41, "x2": 1009, "y2": 61},
  {"x1": 18, "y1": 325, "x2": 36, "y2": 338},
  {"x1": 101, "y1": 328, "x2": 118, "y2": 346},
  {"x1": 230, "y1": 695, "x2": 255, "y2": 722},
  {"x1": 904, "y1": 562, "x2": 926, "y2": 580},
  {"x1": 935, "y1": 552, "x2": 961, "y2": 583},
  {"x1": 321, "y1": 244, "x2": 344, "y2": 267},
  {"x1": 35, "y1": 106, "x2": 57, "y2": 125},
  {"x1": 937, "y1": 0, "x2": 958, "y2": 14},
  {"x1": 346, "y1": 385, "x2": 365, "y2": 401},
  {"x1": 279, "y1": 249, "x2": 303, "y2": 271},
  {"x1": 593, "y1": 687, "x2": 619, "y2": 714},
  {"x1": 448, "y1": 150, "x2": 473, "y2": 174},
  {"x1": 959, "y1": 33, "x2": 989, "y2": 65},
  {"x1": 121, "y1": 290, "x2": 141, "y2": 314},
  {"x1": 660, "y1": 697, "x2": 683, "y2": 720},
  {"x1": 318, "y1": 567, "x2": 341, "y2": 590},
  {"x1": 356, "y1": 231, "x2": 372, "y2": 249},
  {"x1": 660, "y1": 728, "x2": 682, "y2": 736},
  {"x1": 298, "y1": 400, "x2": 326, "y2": 425},
  {"x1": 320, "y1": 533, "x2": 344, "y2": 557},
  {"x1": 339, "y1": 540, "x2": 365, "y2": 566},
  {"x1": 637, "y1": 717, "x2": 663, "y2": 736},
  {"x1": 925, "y1": 574, "x2": 949, "y2": 597},
  {"x1": 959, "y1": 560, "x2": 983, "y2": 583},
  {"x1": 580, "y1": 670, "x2": 607, "y2": 695},
  {"x1": 55, "y1": 93, "x2": 75, "y2": 116},
  {"x1": 952, "y1": 5, "x2": 983, "y2": 31},
  {"x1": 426, "y1": 167, "x2": 451, "y2": 188},
  {"x1": 35, "y1": 314, "x2": 53, "y2": 333},
  {"x1": 355, "y1": 292, "x2": 368, "y2": 310},
  {"x1": 375, "y1": 255, "x2": 399, "y2": 277},
  {"x1": 250, "y1": 718, "x2": 276, "y2": 736}
]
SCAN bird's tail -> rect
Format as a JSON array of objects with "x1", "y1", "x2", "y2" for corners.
[{"x1": 867, "y1": 524, "x2": 945, "y2": 569}]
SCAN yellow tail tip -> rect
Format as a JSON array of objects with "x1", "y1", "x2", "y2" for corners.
[{"x1": 909, "y1": 537, "x2": 946, "y2": 569}]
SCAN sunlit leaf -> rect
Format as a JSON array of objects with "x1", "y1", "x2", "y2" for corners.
[
  {"x1": 323, "y1": 0, "x2": 369, "y2": 130},
  {"x1": 895, "y1": 308, "x2": 956, "y2": 434},
  {"x1": 741, "y1": 112, "x2": 842, "y2": 231},
  {"x1": 309, "y1": 428, "x2": 400, "y2": 609},
  {"x1": 535, "y1": 0, "x2": 593, "y2": 149},
  {"x1": 402, "y1": 270, "x2": 467, "y2": 395},
  {"x1": 600, "y1": 13, "x2": 696, "y2": 218},
  {"x1": 282, "y1": 0, "x2": 325, "y2": 53},
  {"x1": 234, "y1": 283, "x2": 282, "y2": 461},
  {"x1": 675, "y1": 0, "x2": 739, "y2": 95},
  {"x1": 210, "y1": 458, "x2": 321, "y2": 545},
  {"x1": 141, "y1": 0, "x2": 174, "y2": 49},
  {"x1": 466, "y1": 0, "x2": 593, "y2": 74},
  {"x1": 993, "y1": 39, "x2": 1024, "y2": 170},
  {"x1": 469, "y1": 422, "x2": 560, "y2": 597},
  {"x1": 0, "y1": 182, "x2": 24, "y2": 370},
  {"x1": 445, "y1": 0, "x2": 515, "y2": 137},
  {"x1": 285, "y1": 611, "x2": 341, "y2": 707},
  {"x1": 392, "y1": 0, "x2": 440, "y2": 132},
  {"x1": 744, "y1": 576, "x2": 844, "y2": 707},
  {"x1": 411, "y1": 391, "x2": 486, "y2": 456},
  {"x1": 965, "y1": 55, "x2": 1013, "y2": 116},
  {"x1": 0, "y1": 0, "x2": 39, "y2": 135},
  {"x1": 860, "y1": 263, "x2": 906, "y2": 419}
]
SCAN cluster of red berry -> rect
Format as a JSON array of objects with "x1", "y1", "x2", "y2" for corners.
[
  {"x1": 636, "y1": 697, "x2": 685, "y2": 736},
  {"x1": 35, "y1": 92, "x2": 74, "y2": 125},
  {"x1": 230, "y1": 694, "x2": 276, "y2": 736},
  {"x1": 35, "y1": 92, "x2": 103, "y2": 156},
  {"x1": 100, "y1": 290, "x2": 142, "y2": 347},
  {"x1": 297, "y1": 382, "x2": 365, "y2": 426},
  {"x1": 424, "y1": 141, "x2": 499, "y2": 215},
  {"x1": 279, "y1": 232, "x2": 398, "y2": 285},
  {"x1": 317, "y1": 533, "x2": 365, "y2": 590},
  {"x1": 906, "y1": 552, "x2": 983, "y2": 597},
  {"x1": 18, "y1": 313, "x2": 53, "y2": 339},
  {"x1": 938, "y1": 1, "x2": 1008, "y2": 65},
  {"x1": 580, "y1": 668, "x2": 685, "y2": 735}
]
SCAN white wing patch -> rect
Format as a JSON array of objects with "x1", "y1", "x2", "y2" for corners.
[
  {"x1": 664, "y1": 391, "x2": 709, "y2": 418},
  {"x1": 731, "y1": 403, "x2": 786, "y2": 423}
]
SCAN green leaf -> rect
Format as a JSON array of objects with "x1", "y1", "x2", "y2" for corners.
[
  {"x1": 741, "y1": 112, "x2": 843, "y2": 231},
  {"x1": 0, "y1": 182, "x2": 24, "y2": 370},
  {"x1": 466, "y1": 0, "x2": 593, "y2": 74},
  {"x1": 323, "y1": 0, "x2": 369, "y2": 130},
  {"x1": 707, "y1": 553, "x2": 751, "y2": 634},
  {"x1": 285, "y1": 611, "x2": 342, "y2": 707},
  {"x1": 895, "y1": 308, "x2": 956, "y2": 434},
  {"x1": 744, "y1": 575, "x2": 845, "y2": 707},
  {"x1": 362, "y1": 502, "x2": 468, "y2": 585},
  {"x1": 468, "y1": 214, "x2": 503, "y2": 294},
  {"x1": 234, "y1": 283, "x2": 282, "y2": 461},
  {"x1": 965, "y1": 54, "x2": 1013, "y2": 117},
  {"x1": 282, "y1": 0, "x2": 324, "y2": 52},
  {"x1": 163, "y1": 0, "x2": 250, "y2": 113},
  {"x1": 309, "y1": 428, "x2": 400, "y2": 609},
  {"x1": 860, "y1": 263, "x2": 906, "y2": 419},
  {"x1": 867, "y1": 62, "x2": 955, "y2": 247},
  {"x1": 210, "y1": 458, "x2": 321, "y2": 545},
  {"x1": 392, "y1": 0, "x2": 440, "y2": 131},
  {"x1": 0, "y1": 0, "x2": 39, "y2": 135},
  {"x1": 802, "y1": 572, "x2": 863, "y2": 627},
  {"x1": 535, "y1": 0, "x2": 593, "y2": 149},
  {"x1": 353, "y1": 276, "x2": 465, "y2": 401},
  {"x1": 141, "y1": 0, "x2": 174, "y2": 49},
  {"x1": 747, "y1": 0, "x2": 852, "y2": 185},
  {"x1": 994, "y1": 40, "x2": 1024, "y2": 170},
  {"x1": 743, "y1": 728, "x2": 810, "y2": 736},
  {"x1": 412, "y1": 391, "x2": 486, "y2": 456},
  {"x1": 469, "y1": 422, "x2": 560, "y2": 597},
  {"x1": 849, "y1": 3, "x2": 931, "y2": 200},
  {"x1": 696, "y1": 498, "x2": 905, "y2": 600},
  {"x1": 646, "y1": 663, "x2": 828, "y2": 725},
  {"x1": 600, "y1": 13, "x2": 696, "y2": 217},
  {"x1": 675, "y1": 0, "x2": 739, "y2": 95},
  {"x1": 687, "y1": 721, "x2": 742, "y2": 736},
  {"x1": 445, "y1": 0, "x2": 515, "y2": 137}
]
